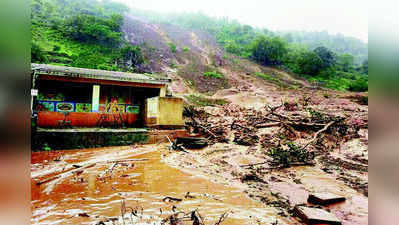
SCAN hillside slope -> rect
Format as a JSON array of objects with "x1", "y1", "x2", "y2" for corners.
[{"x1": 122, "y1": 14, "x2": 314, "y2": 106}]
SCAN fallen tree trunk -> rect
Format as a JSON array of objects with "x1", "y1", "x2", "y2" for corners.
[{"x1": 301, "y1": 120, "x2": 335, "y2": 150}]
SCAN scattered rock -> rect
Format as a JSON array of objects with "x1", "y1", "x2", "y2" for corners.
[
  {"x1": 308, "y1": 193, "x2": 346, "y2": 205},
  {"x1": 294, "y1": 205, "x2": 342, "y2": 225}
]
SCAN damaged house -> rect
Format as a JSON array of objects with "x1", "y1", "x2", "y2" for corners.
[{"x1": 31, "y1": 64, "x2": 184, "y2": 149}]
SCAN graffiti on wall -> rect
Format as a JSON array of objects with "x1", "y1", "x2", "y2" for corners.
[
  {"x1": 126, "y1": 106, "x2": 139, "y2": 114},
  {"x1": 56, "y1": 102, "x2": 74, "y2": 113},
  {"x1": 37, "y1": 101, "x2": 55, "y2": 112},
  {"x1": 76, "y1": 103, "x2": 92, "y2": 112}
]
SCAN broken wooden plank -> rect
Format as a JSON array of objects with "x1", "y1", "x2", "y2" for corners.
[
  {"x1": 162, "y1": 196, "x2": 183, "y2": 203},
  {"x1": 36, "y1": 175, "x2": 60, "y2": 186},
  {"x1": 102, "y1": 159, "x2": 148, "y2": 164},
  {"x1": 35, "y1": 163, "x2": 96, "y2": 186},
  {"x1": 255, "y1": 122, "x2": 281, "y2": 128},
  {"x1": 294, "y1": 206, "x2": 342, "y2": 225},
  {"x1": 308, "y1": 193, "x2": 346, "y2": 205}
]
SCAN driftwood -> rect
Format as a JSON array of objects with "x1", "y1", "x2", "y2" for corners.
[
  {"x1": 163, "y1": 196, "x2": 183, "y2": 202},
  {"x1": 35, "y1": 163, "x2": 96, "y2": 186},
  {"x1": 103, "y1": 159, "x2": 148, "y2": 164},
  {"x1": 240, "y1": 161, "x2": 315, "y2": 168},
  {"x1": 256, "y1": 122, "x2": 281, "y2": 128},
  {"x1": 99, "y1": 162, "x2": 117, "y2": 178},
  {"x1": 214, "y1": 212, "x2": 229, "y2": 225},
  {"x1": 301, "y1": 120, "x2": 335, "y2": 150},
  {"x1": 36, "y1": 175, "x2": 61, "y2": 185}
]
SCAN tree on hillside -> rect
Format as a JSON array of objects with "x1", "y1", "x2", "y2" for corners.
[
  {"x1": 250, "y1": 35, "x2": 288, "y2": 65},
  {"x1": 297, "y1": 51, "x2": 323, "y2": 75},
  {"x1": 120, "y1": 45, "x2": 144, "y2": 68},
  {"x1": 337, "y1": 53, "x2": 355, "y2": 72},
  {"x1": 313, "y1": 46, "x2": 337, "y2": 70},
  {"x1": 62, "y1": 14, "x2": 123, "y2": 47},
  {"x1": 31, "y1": 41, "x2": 48, "y2": 63},
  {"x1": 362, "y1": 59, "x2": 368, "y2": 74}
]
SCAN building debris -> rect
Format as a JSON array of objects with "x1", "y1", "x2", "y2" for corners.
[
  {"x1": 293, "y1": 206, "x2": 342, "y2": 225},
  {"x1": 175, "y1": 137, "x2": 208, "y2": 149},
  {"x1": 308, "y1": 193, "x2": 346, "y2": 205}
]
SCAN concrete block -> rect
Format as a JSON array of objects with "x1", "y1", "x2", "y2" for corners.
[
  {"x1": 308, "y1": 193, "x2": 346, "y2": 205},
  {"x1": 294, "y1": 206, "x2": 342, "y2": 225}
]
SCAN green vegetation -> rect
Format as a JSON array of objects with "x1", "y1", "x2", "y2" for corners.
[
  {"x1": 186, "y1": 95, "x2": 228, "y2": 107},
  {"x1": 31, "y1": 0, "x2": 143, "y2": 72},
  {"x1": 169, "y1": 42, "x2": 177, "y2": 53},
  {"x1": 250, "y1": 35, "x2": 288, "y2": 65},
  {"x1": 268, "y1": 142, "x2": 313, "y2": 168},
  {"x1": 254, "y1": 72, "x2": 282, "y2": 86},
  {"x1": 276, "y1": 30, "x2": 368, "y2": 65},
  {"x1": 203, "y1": 71, "x2": 224, "y2": 79},
  {"x1": 31, "y1": 2, "x2": 368, "y2": 92},
  {"x1": 348, "y1": 75, "x2": 368, "y2": 92},
  {"x1": 43, "y1": 143, "x2": 51, "y2": 151},
  {"x1": 305, "y1": 71, "x2": 367, "y2": 91},
  {"x1": 146, "y1": 11, "x2": 368, "y2": 92}
]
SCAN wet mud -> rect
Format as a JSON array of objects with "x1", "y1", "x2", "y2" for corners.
[{"x1": 31, "y1": 145, "x2": 287, "y2": 224}]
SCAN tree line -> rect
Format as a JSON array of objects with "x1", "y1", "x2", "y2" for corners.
[
  {"x1": 31, "y1": 0, "x2": 144, "y2": 72},
  {"x1": 147, "y1": 11, "x2": 368, "y2": 91}
]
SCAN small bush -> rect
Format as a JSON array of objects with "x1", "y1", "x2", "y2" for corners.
[
  {"x1": 182, "y1": 46, "x2": 189, "y2": 52},
  {"x1": 254, "y1": 72, "x2": 282, "y2": 86},
  {"x1": 348, "y1": 76, "x2": 368, "y2": 92},
  {"x1": 169, "y1": 43, "x2": 177, "y2": 53},
  {"x1": 203, "y1": 71, "x2": 224, "y2": 79},
  {"x1": 186, "y1": 95, "x2": 228, "y2": 107},
  {"x1": 53, "y1": 45, "x2": 61, "y2": 51},
  {"x1": 169, "y1": 62, "x2": 178, "y2": 68},
  {"x1": 268, "y1": 142, "x2": 314, "y2": 168},
  {"x1": 31, "y1": 41, "x2": 48, "y2": 63}
]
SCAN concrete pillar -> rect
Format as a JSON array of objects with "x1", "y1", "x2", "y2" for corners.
[
  {"x1": 159, "y1": 85, "x2": 166, "y2": 97},
  {"x1": 92, "y1": 85, "x2": 100, "y2": 112}
]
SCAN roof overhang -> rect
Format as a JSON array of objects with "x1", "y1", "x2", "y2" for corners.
[{"x1": 31, "y1": 64, "x2": 171, "y2": 85}]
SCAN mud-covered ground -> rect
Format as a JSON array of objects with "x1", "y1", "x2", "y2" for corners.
[
  {"x1": 31, "y1": 145, "x2": 296, "y2": 225},
  {"x1": 31, "y1": 81, "x2": 368, "y2": 225}
]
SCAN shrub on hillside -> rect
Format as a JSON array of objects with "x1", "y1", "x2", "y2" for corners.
[
  {"x1": 31, "y1": 41, "x2": 48, "y2": 63},
  {"x1": 120, "y1": 45, "x2": 144, "y2": 68},
  {"x1": 348, "y1": 76, "x2": 368, "y2": 92},
  {"x1": 169, "y1": 43, "x2": 177, "y2": 53},
  {"x1": 203, "y1": 71, "x2": 224, "y2": 79},
  {"x1": 62, "y1": 14, "x2": 123, "y2": 47}
]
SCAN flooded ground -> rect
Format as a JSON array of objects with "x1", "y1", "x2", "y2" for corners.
[
  {"x1": 31, "y1": 115, "x2": 368, "y2": 225},
  {"x1": 31, "y1": 145, "x2": 288, "y2": 225},
  {"x1": 165, "y1": 142, "x2": 368, "y2": 225}
]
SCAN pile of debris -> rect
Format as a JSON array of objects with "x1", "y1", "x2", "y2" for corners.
[{"x1": 184, "y1": 101, "x2": 365, "y2": 155}]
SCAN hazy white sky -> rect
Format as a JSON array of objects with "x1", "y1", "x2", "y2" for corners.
[{"x1": 116, "y1": 0, "x2": 368, "y2": 42}]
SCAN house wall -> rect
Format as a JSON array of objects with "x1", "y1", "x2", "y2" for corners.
[
  {"x1": 145, "y1": 97, "x2": 184, "y2": 127},
  {"x1": 37, "y1": 112, "x2": 139, "y2": 127},
  {"x1": 36, "y1": 79, "x2": 163, "y2": 128},
  {"x1": 158, "y1": 97, "x2": 184, "y2": 126}
]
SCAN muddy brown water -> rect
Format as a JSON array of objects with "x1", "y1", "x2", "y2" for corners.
[{"x1": 31, "y1": 145, "x2": 285, "y2": 224}]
